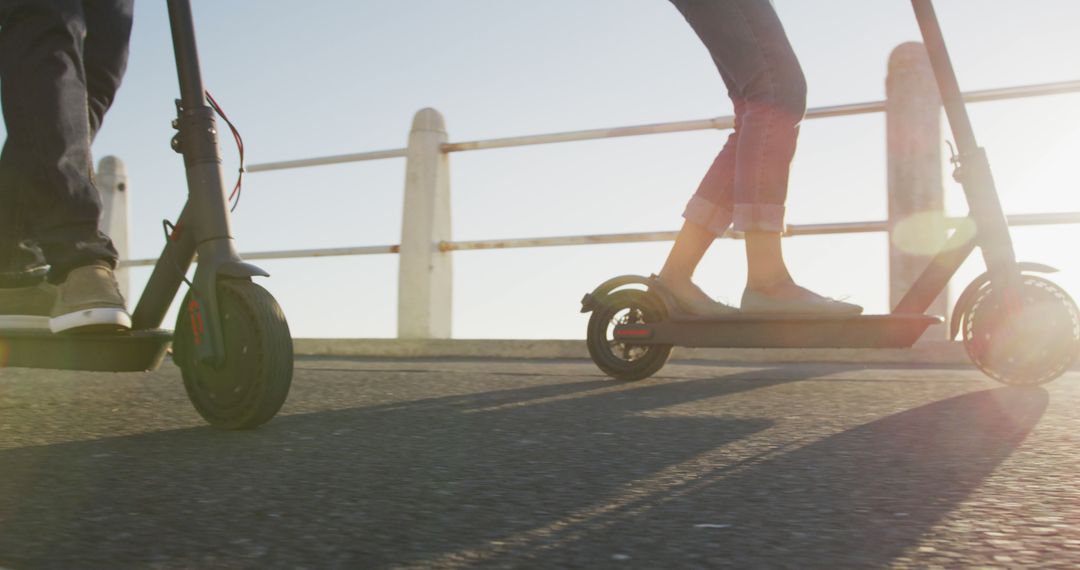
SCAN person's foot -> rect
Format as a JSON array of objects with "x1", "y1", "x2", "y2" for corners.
[
  {"x1": 0, "y1": 282, "x2": 57, "y2": 331},
  {"x1": 741, "y1": 279, "x2": 862, "y2": 315},
  {"x1": 50, "y1": 265, "x2": 132, "y2": 333},
  {"x1": 653, "y1": 274, "x2": 738, "y2": 317}
]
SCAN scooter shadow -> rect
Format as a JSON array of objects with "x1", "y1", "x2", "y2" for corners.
[
  {"x1": 0, "y1": 366, "x2": 812, "y2": 568},
  {"x1": 566, "y1": 385, "x2": 1049, "y2": 567}
]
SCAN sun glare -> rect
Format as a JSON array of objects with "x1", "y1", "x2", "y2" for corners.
[{"x1": 1016, "y1": 126, "x2": 1080, "y2": 211}]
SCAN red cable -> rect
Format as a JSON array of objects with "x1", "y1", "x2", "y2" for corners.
[{"x1": 205, "y1": 90, "x2": 244, "y2": 211}]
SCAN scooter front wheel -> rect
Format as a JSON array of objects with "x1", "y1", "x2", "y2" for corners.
[
  {"x1": 587, "y1": 288, "x2": 671, "y2": 381},
  {"x1": 173, "y1": 279, "x2": 293, "y2": 429},
  {"x1": 962, "y1": 275, "x2": 1080, "y2": 386}
]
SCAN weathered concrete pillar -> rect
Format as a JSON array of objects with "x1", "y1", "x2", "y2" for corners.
[
  {"x1": 96, "y1": 156, "x2": 131, "y2": 302},
  {"x1": 398, "y1": 108, "x2": 452, "y2": 339},
  {"x1": 886, "y1": 42, "x2": 948, "y2": 333}
]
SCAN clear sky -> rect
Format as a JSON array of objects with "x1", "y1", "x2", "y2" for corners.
[{"x1": 9, "y1": 0, "x2": 1080, "y2": 339}]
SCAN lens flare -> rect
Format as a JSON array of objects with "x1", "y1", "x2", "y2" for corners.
[{"x1": 890, "y1": 211, "x2": 972, "y2": 256}]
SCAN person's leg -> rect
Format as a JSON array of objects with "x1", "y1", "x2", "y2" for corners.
[
  {"x1": 676, "y1": 0, "x2": 804, "y2": 280},
  {"x1": 657, "y1": 122, "x2": 740, "y2": 313},
  {"x1": 0, "y1": 0, "x2": 130, "y2": 287},
  {"x1": 47, "y1": 0, "x2": 135, "y2": 333},
  {"x1": 0, "y1": 0, "x2": 118, "y2": 284},
  {"x1": 723, "y1": 2, "x2": 858, "y2": 312},
  {"x1": 659, "y1": 94, "x2": 741, "y2": 275},
  {"x1": 658, "y1": 1, "x2": 746, "y2": 313},
  {"x1": 720, "y1": 0, "x2": 805, "y2": 297},
  {"x1": 0, "y1": 0, "x2": 50, "y2": 284},
  {"x1": 83, "y1": 0, "x2": 134, "y2": 140},
  {"x1": 0, "y1": 0, "x2": 85, "y2": 329},
  {"x1": 0, "y1": 0, "x2": 131, "y2": 332},
  {"x1": 667, "y1": 0, "x2": 859, "y2": 314}
]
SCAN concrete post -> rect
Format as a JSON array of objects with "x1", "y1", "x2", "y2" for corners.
[
  {"x1": 398, "y1": 108, "x2": 452, "y2": 338},
  {"x1": 886, "y1": 42, "x2": 947, "y2": 335},
  {"x1": 96, "y1": 156, "x2": 131, "y2": 302}
]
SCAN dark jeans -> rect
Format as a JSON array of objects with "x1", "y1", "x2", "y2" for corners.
[
  {"x1": 668, "y1": 0, "x2": 807, "y2": 234},
  {"x1": 0, "y1": 0, "x2": 133, "y2": 284}
]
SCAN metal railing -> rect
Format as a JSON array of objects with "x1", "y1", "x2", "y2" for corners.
[{"x1": 119, "y1": 77, "x2": 1080, "y2": 267}]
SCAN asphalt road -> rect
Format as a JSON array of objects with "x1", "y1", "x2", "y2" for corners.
[{"x1": 1, "y1": 357, "x2": 1078, "y2": 569}]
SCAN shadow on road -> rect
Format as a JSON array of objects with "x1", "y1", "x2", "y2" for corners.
[
  {"x1": 0, "y1": 367, "x2": 1038, "y2": 568},
  {"x1": 563, "y1": 386, "x2": 1049, "y2": 567},
  {"x1": 0, "y1": 366, "x2": 812, "y2": 568}
]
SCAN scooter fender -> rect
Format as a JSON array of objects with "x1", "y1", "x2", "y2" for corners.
[
  {"x1": 949, "y1": 262, "x2": 1058, "y2": 340},
  {"x1": 187, "y1": 241, "x2": 270, "y2": 367},
  {"x1": 217, "y1": 260, "x2": 270, "y2": 279},
  {"x1": 580, "y1": 274, "x2": 677, "y2": 315}
]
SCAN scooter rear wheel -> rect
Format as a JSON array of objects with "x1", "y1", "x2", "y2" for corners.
[
  {"x1": 173, "y1": 278, "x2": 293, "y2": 429},
  {"x1": 587, "y1": 288, "x2": 671, "y2": 381},
  {"x1": 962, "y1": 275, "x2": 1080, "y2": 386}
]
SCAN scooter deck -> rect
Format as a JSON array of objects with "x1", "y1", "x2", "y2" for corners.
[
  {"x1": 0, "y1": 329, "x2": 172, "y2": 372},
  {"x1": 614, "y1": 314, "x2": 942, "y2": 349}
]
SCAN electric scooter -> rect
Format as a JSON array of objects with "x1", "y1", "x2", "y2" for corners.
[
  {"x1": 0, "y1": 0, "x2": 293, "y2": 429},
  {"x1": 581, "y1": 0, "x2": 1080, "y2": 386}
]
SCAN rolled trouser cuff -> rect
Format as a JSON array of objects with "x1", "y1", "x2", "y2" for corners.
[
  {"x1": 38, "y1": 224, "x2": 118, "y2": 284},
  {"x1": 682, "y1": 195, "x2": 734, "y2": 237},
  {"x1": 733, "y1": 203, "x2": 786, "y2": 233}
]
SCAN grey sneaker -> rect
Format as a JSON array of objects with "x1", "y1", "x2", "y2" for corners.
[
  {"x1": 0, "y1": 282, "x2": 57, "y2": 331},
  {"x1": 741, "y1": 286, "x2": 863, "y2": 315},
  {"x1": 50, "y1": 265, "x2": 132, "y2": 333}
]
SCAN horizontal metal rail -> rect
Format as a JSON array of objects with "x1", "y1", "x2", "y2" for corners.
[
  {"x1": 119, "y1": 244, "x2": 399, "y2": 268},
  {"x1": 118, "y1": 211, "x2": 1080, "y2": 267},
  {"x1": 443, "y1": 79, "x2": 1080, "y2": 152},
  {"x1": 245, "y1": 148, "x2": 408, "y2": 173},
  {"x1": 244, "y1": 79, "x2": 1080, "y2": 172},
  {"x1": 440, "y1": 211, "x2": 1080, "y2": 251}
]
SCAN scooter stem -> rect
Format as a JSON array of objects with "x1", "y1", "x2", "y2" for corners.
[
  {"x1": 910, "y1": 0, "x2": 1019, "y2": 293},
  {"x1": 157, "y1": 0, "x2": 269, "y2": 366}
]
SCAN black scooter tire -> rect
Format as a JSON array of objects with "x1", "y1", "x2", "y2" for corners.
[
  {"x1": 174, "y1": 278, "x2": 293, "y2": 429},
  {"x1": 587, "y1": 288, "x2": 671, "y2": 381}
]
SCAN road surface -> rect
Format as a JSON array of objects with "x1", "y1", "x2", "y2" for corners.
[{"x1": 2, "y1": 357, "x2": 1078, "y2": 568}]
